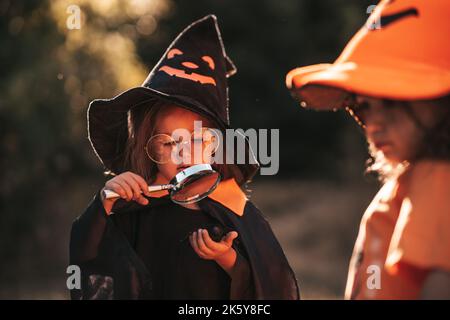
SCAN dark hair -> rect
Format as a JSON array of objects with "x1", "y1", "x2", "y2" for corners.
[
  {"x1": 347, "y1": 94, "x2": 450, "y2": 181},
  {"x1": 418, "y1": 96, "x2": 450, "y2": 160},
  {"x1": 122, "y1": 100, "x2": 245, "y2": 185}
]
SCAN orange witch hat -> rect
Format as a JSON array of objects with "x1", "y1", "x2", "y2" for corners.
[{"x1": 286, "y1": 0, "x2": 450, "y2": 110}]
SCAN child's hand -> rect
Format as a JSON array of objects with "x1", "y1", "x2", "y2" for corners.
[
  {"x1": 101, "y1": 171, "x2": 151, "y2": 213},
  {"x1": 189, "y1": 228, "x2": 238, "y2": 274}
]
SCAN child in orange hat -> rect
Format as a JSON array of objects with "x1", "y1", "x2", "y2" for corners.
[
  {"x1": 343, "y1": 94, "x2": 450, "y2": 300},
  {"x1": 286, "y1": 0, "x2": 450, "y2": 299}
]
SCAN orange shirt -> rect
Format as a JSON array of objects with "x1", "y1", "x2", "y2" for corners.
[{"x1": 345, "y1": 160, "x2": 450, "y2": 299}]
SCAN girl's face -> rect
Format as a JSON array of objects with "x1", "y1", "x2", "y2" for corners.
[
  {"x1": 151, "y1": 105, "x2": 215, "y2": 183},
  {"x1": 352, "y1": 96, "x2": 443, "y2": 165}
]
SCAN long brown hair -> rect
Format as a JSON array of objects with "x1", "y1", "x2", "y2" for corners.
[
  {"x1": 361, "y1": 95, "x2": 450, "y2": 181},
  {"x1": 123, "y1": 99, "x2": 164, "y2": 183}
]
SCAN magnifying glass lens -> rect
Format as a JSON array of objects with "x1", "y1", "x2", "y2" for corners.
[{"x1": 170, "y1": 169, "x2": 220, "y2": 204}]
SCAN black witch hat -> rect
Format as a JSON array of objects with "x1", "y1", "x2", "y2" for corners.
[{"x1": 87, "y1": 15, "x2": 259, "y2": 184}]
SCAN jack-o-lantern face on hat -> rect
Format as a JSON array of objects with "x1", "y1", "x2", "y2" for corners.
[
  {"x1": 158, "y1": 48, "x2": 217, "y2": 86},
  {"x1": 87, "y1": 14, "x2": 260, "y2": 184}
]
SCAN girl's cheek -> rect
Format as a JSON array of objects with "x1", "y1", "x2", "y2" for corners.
[
  {"x1": 157, "y1": 163, "x2": 177, "y2": 181},
  {"x1": 399, "y1": 121, "x2": 426, "y2": 160},
  {"x1": 201, "y1": 151, "x2": 213, "y2": 164},
  {"x1": 393, "y1": 123, "x2": 424, "y2": 162},
  {"x1": 405, "y1": 131, "x2": 426, "y2": 161}
]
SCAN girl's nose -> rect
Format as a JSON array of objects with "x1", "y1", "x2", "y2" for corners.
[
  {"x1": 364, "y1": 106, "x2": 387, "y2": 135},
  {"x1": 177, "y1": 140, "x2": 194, "y2": 164}
]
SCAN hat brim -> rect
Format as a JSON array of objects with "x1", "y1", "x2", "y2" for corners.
[
  {"x1": 87, "y1": 86, "x2": 259, "y2": 184},
  {"x1": 286, "y1": 61, "x2": 450, "y2": 110}
]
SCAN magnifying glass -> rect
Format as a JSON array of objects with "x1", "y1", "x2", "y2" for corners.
[{"x1": 101, "y1": 164, "x2": 221, "y2": 205}]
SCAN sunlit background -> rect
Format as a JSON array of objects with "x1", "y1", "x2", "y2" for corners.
[{"x1": 0, "y1": 0, "x2": 379, "y2": 299}]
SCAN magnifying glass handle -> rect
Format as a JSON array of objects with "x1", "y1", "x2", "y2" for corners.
[{"x1": 102, "y1": 184, "x2": 174, "y2": 200}]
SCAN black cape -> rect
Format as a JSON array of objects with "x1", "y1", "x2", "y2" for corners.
[{"x1": 69, "y1": 191, "x2": 300, "y2": 300}]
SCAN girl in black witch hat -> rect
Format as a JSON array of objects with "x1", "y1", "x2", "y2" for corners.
[{"x1": 70, "y1": 15, "x2": 299, "y2": 300}]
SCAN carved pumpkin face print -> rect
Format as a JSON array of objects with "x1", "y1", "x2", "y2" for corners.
[{"x1": 158, "y1": 48, "x2": 217, "y2": 86}]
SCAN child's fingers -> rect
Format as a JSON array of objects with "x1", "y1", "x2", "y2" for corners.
[
  {"x1": 111, "y1": 179, "x2": 133, "y2": 201},
  {"x1": 123, "y1": 182, "x2": 148, "y2": 205},
  {"x1": 189, "y1": 233, "x2": 199, "y2": 254},
  {"x1": 196, "y1": 229, "x2": 214, "y2": 256},
  {"x1": 201, "y1": 229, "x2": 222, "y2": 251},
  {"x1": 188, "y1": 233, "x2": 194, "y2": 249},
  {"x1": 109, "y1": 182, "x2": 126, "y2": 199},
  {"x1": 121, "y1": 174, "x2": 142, "y2": 200},
  {"x1": 223, "y1": 231, "x2": 238, "y2": 247},
  {"x1": 189, "y1": 232, "x2": 207, "y2": 259},
  {"x1": 136, "y1": 196, "x2": 149, "y2": 205},
  {"x1": 129, "y1": 173, "x2": 151, "y2": 197},
  {"x1": 118, "y1": 173, "x2": 149, "y2": 204}
]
